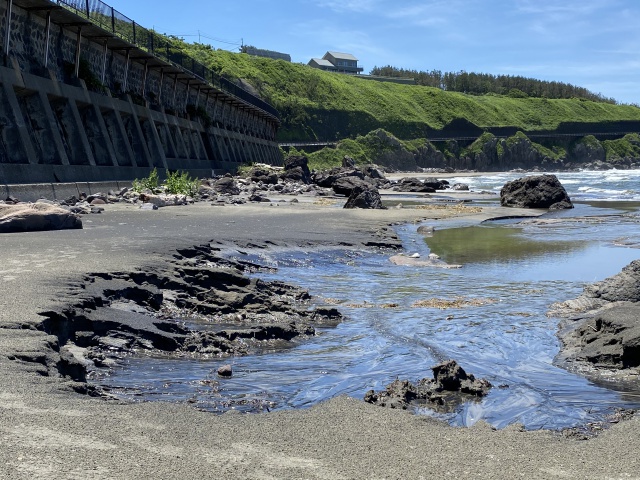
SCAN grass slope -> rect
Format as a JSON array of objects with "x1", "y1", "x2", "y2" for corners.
[{"x1": 182, "y1": 44, "x2": 640, "y2": 142}]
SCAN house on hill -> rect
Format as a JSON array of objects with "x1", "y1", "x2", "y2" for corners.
[
  {"x1": 242, "y1": 46, "x2": 291, "y2": 62},
  {"x1": 308, "y1": 52, "x2": 364, "y2": 74}
]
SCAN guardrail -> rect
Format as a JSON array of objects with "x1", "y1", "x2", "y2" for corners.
[
  {"x1": 427, "y1": 131, "x2": 638, "y2": 142},
  {"x1": 55, "y1": 0, "x2": 279, "y2": 119}
]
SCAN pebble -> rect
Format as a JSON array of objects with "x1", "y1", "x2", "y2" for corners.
[{"x1": 217, "y1": 364, "x2": 233, "y2": 378}]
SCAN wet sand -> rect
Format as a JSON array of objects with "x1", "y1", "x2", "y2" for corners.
[{"x1": 1, "y1": 199, "x2": 639, "y2": 479}]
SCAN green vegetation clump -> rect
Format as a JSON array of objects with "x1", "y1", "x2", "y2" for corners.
[
  {"x1": 603, "y1": 134, "x2": 640, "y2": 159},
  {"x1": 174, "y1": 42, "x2": 640, "y2": 142},
  {"x1": 164, "y1": 170, "x2": 200, "y2": 196},
  {"x1": 463, "y1": 132, "x2": 496, "y2": 157},
  {"x1": 132, "y1": 168, "x2": 199, "y2": 196},
  {"x1": 306, "y1": 129, "x2": 422, "y2": 169},
  {"x1": 370, "y1": 66, "x2": 615, "y2": 103},
  {"x1": 132, "y1": 168, "x2": 160, "y2": 193}
]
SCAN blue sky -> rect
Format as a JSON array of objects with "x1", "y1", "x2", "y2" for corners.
[{"x1": 105, "y1": 0, "x2": 639, "y2": 104}]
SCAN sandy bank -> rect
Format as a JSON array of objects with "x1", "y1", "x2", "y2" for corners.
[{"x1": 1, "y1": 199, "x2": 638, "y2": 479}]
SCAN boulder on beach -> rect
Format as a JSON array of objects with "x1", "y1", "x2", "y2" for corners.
[
  {"x1": 553, "y1": 260, "x2": 640, "y2": 371},
  {"x1": 552, "y1": 259, "x2": 640, "y2": 315},
  {"x1": 0, "y1": 203, "x2": 82, "y2": 233},
  {"x1": 561, "y1": 305, "x2": 640, "y2": 369},
  {"x1": 500, "y1": 174, "x2": 573, "y2": 209},
  {"x1": 364, "y1": 360, "x2": 492, "y2": 410},
  {"x1": 394, "y1": 177, "x2": 435, "y2": 193},
  {"x1": 332, "y1": 176, "x2": 368, "y2": 196},
  {"x1": 212, "y1": 177, "x2": 240, "y2": 195},
  {"x1": 249, "y1": 166, "x2": 279, "y2": 185},
  {"x1": 343, "y1": 184, "x2": 385, "y2": 209},
  {"x1": 281, "y1": 155, "x2": 311, "y2": 184}
]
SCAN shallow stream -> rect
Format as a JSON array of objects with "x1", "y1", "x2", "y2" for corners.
[{"x1": 99, "y1": 170, "x2": 640, "y2": 429}]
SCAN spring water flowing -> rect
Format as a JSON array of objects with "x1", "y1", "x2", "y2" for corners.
[{"x1": 98, "y1": 170, "x2": 640, "y2": 429}]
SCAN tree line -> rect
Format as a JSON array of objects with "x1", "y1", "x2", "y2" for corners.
[{"x1": 369, "y1": 66, "x2": 616, "y2": 104}]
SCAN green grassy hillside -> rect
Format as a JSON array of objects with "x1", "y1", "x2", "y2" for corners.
[{"x1": 181, "y1": 44, "x2": 640, "y2": 142}]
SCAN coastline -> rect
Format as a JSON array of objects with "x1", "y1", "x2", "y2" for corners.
[{"x1": 1, "y1": 199, "x2": 639, "y2": 479}]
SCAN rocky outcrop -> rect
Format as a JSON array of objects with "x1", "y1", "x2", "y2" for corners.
[
  {"x1": 211, "y1": 176, "x2": 240, "y2": 195},
  {"x1": 552, "y1": 260, "x2": 640, "y2": 315},
  {"x1": 312, "y1": 167, "x2": 364, "y2": 189},
  {"x1": 561, "y1": 306, "x2": 640, "y2": 369},
  {"x1": 500, "y1": 174, "x2": 573, "y2": 209},
  {"x1": 364, "y1": 360, "x2": 491, "y2": 410},
  {"x1": 365, "y1": 129, "x2": 417, "y2": 171},
  {"x1": 552, "y1": 260, "x2": 640, "y2": 373},
  {"x1": 249, "y1": 166, "x2": 279, "y2": 184},
  {"x1": 394, "y1": 177, "x2": 435, "y2": 193},
  {"x1": 312, "y1": 164, "x2": 389, "y2": 193},
  {"x1": 0, "y1": 203, "x2": 82, "y2": 233},
  {"x1": 281, "y1": 155, "x2": 311, "y2": 184},
  {"x1": 570, "y1": 136, "x2": 606, "y2": 164},
  {"x1": 327, "y1": 129, "x2": 640, "y2": 173},
  {"x1": 343, "y1": 184, "x2": 385, "y2": 209},
  {"x1": 40, "y1": 245, "x2": 345, "y2": 386},
  {"x1": 332, "y1": 176, "x2": 368, "y2": 196}
]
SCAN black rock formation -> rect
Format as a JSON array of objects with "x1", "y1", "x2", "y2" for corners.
[{"x1": 500, "y1": 174, "x2": 573, "y2": 209}]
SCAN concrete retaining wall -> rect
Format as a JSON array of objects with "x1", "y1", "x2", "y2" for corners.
[
  {"x1": 0, "y1": 0, "x2": 282, "y2": 185},
  {"x1": 1, "y1": 180, "x2": 135, "y2": 202}
]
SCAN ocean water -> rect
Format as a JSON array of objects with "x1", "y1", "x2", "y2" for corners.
[
  {"x1": 450, "y1": 169, "x2": 640, "y2": 202},
  {"x1": 99, "y1": 170, "x2": 640, "y2": 429}
]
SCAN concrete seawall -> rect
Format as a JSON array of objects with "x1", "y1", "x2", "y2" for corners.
[
  {"x1": 0, "y1": 0, "x2": 282, "y2": 184},
  {"x1": 0, "y1": 180, "x2": 135, "y2": 202}
]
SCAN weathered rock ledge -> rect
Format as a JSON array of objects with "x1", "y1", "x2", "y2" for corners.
[
  {"x1": 551, "y1": 260, "x2": 640, "y2": 379},
  {"x1": 34, "y1": 244, "x2": 344, "y2": 395},
  {"x1": 364, "y1": 360, "x2": 492, "y2": 412}
]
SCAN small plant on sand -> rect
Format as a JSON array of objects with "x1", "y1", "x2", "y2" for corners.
[
  {"x1": 164, "y1": 170, "x2": 200, "y2": 196},
  {"x1": 132, "y1": 168, "x2": 160, "y2": 193},
  {"x1": 236, "y1": 163, "x2": 254, "y2": 177}
]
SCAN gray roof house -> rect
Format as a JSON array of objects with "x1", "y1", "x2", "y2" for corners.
[
  {"x1": 308, "y1": 51, "x2": 364, "y2": 74},
  {"x1": 308, "y1": 58, "x2": 336, "y2": 71}
]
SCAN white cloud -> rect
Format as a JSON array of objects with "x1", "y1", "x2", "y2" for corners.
[{"x1": 313, "y1": 0, "x2": 381, "y2": 13}]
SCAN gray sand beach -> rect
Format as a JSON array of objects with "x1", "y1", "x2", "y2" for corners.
[{"x1": 1, "y1": 200, "x2": 639, "y2": 479}]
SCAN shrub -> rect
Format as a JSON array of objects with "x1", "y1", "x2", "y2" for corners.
[
  {"x1": 164, "y1": 170, "x2": 200, "y2": 196},
  {"x1": 132, "y1": 168, "x2": 160, "y2": 193}
]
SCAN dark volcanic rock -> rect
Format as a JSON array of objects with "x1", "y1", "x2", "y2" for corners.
[
  {"x1": 361, "y1": 165, "x2": 385, "y2": 180},
  {"x1": 332, "y1": 176, "x2": 368, "y2": 196},
  {"x1": 562, "y1": 306, "x2": 640, "y2": 369},
  {"x1": 500, "y1": 174, "x2": 573, "y2": 209},
  {"x1": 250, "y1": 167, "x2": 279, "y2": 185},
  {"x1": 422, "y1": 177, "x2": 449, "y2": 190},
  {"x1": 39, "y1": 245, "x2": 345, "y2": 388},
  {"x1": 394, "y1": 177, "x2": 435, "y2": 193},
  {"x1": 280, "y1": 166, "x2": 308, "y2": 184},
  {"x1": 344, "y1": 184, "x2": 386, "y2": 209},
  {"x1": 431, "y1": 360, "x2": 491, "y2": 396},
  {"x1": 553, "y1": 259, "x2": 640, "y2": 314},
  {"x1": 364, "y1": 360, "x2": 491, "y2": 410},
  {"x1": 282, "y1": 155, "x2": 311, "y2": 184},
  {"x1": 312, "y1": 167, "x2": 364, "y2": 189},
  {"x1": 342, "y1": 155, "x2": 356, "y2": 168},
  {"x1": 553, "y1": 260, "x2": 640, "y2": 373},
  {"x1": 212, "y1": 177, "x2": 240, "y2": 195},
  {"x1": 249, "y1": 193, "x2": 271, "y2": 203}
]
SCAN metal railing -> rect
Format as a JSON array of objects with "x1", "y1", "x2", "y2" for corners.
[{"x1": 55, "y1": 0, "x2": 279, "y2": 119}]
